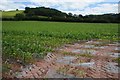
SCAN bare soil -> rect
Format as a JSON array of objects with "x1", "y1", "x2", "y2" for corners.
[{"x1": 3, "y1": 40, "x2": 120, "y2": 79}]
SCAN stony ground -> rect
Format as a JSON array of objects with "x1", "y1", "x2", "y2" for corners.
[{"x1": 5, "y1": 40, "x2": 120, "y2": 78}]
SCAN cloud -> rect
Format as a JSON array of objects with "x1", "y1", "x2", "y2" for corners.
[
  {"x1": 0, "y1": 0, "x2": 26, "y2": 11},
  {"x1": 8, "y1": 0, "x2": 118, "y2": 2},
  {"x1": 81, "y1": 3, "x2": 118, "y2": 15}
]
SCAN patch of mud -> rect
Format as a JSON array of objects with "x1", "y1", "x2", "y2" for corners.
[
  {"x1": 8, "y1": 40, "x2": 120, "y2": 78},
  {"x1": 44, "y1": 52, "x2": 57, "y2": 62},
  {"x1": 45, "y1": 68, "x2": 75, "y2": 78}
]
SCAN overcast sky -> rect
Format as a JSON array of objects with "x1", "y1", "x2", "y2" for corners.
[{"x1": 0, "y1": 0, "x2": 119, "y2": 15}]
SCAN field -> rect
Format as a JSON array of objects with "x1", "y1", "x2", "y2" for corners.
[
  {"x1": 1, "y1": 10, "x2": 23, "y2": 18},
  {"x1": 2, "y1": 21, "x2": 119, "y2": 61},
  {"x1": 1, "y1": 10, "x2": 48, "y2": 19},
  {"x1": 2, "y1": 21, "x2": 119, "y2": 78}
]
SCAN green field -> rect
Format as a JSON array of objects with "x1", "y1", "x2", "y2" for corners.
[
  {"x1": 2, "y1": 21, "x2": 119, "y2": 64},
  {"x1": 1, "y1": 10, "x2": 24, "y2": 18},
  {"x1": 1, "y1": 10, "x2": 48, "y2": 19}
]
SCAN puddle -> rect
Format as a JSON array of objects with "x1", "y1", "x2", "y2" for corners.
[
  {"x1": 56, "y1": 56, "x2": 94, "y2": 68},
  {"x1": 86, "y1": 41, "x2": 93, "y2": 44},
  {"x1": 105, "y1": 62, "x2": 120, "y2": 73},
  {"x1": 51, "y1": 73, "x2": 75, "y2": 78},
  {"x1": 46, "y1": 68, "x2": 75, "y2": 78},
  {"x1": 114, "y1": 47, "x2": 120, "y2": 51},
  {"x1": 86, "y1": 40, "x2": 102, "y2": 45},
  {"x1": 110, "y1": 53, "x2": 120, "y2": 58},
  {"x1": 72, "y1": 49, "x2": 96, "y2": 55},
  {"x1": 71, "y1": 62, "x2": 95, "y2": 68},
  {"x1": 56, "y1": 56, "x2": 77, "y2": 64},
  {"x1": 94, "y1": 46, "x2": 108, "y2": 49},
  {"x1": 83, "y1": 45, "x2": 95, "y2": 48}
]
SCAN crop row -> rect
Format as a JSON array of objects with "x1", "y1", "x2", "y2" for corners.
[
  {"x1": 3, "y1": 31, "x2": 72, "y2": 64},
  {"x1": 3, "y1": 30, "x2": 118, "y2": 40},
  {"x1": 2, "y1": 29, "x2": 119, "y2": 65}
]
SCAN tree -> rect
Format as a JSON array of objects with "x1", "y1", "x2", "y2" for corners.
[
  {"x1": 16, "y1": 9, "x2": 19, "y2": 11},
  {"x1": 78, "y1": 14, "x2": 83, "y2": 18},
  {"x1": 73, "y1": 14, "x2": 78, "y2": 17},
  {"x1": 68, "y1": 13, "x2": 73, "y2": 17},
  {"x1": 14, "y1": 13, "x2": 25, "y2": 20},
  {"x1": 24, "y1": 7, "x2": 30, "y2": 13}
]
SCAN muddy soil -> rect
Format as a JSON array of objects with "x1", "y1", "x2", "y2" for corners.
[{"x1": 5, "y1": 40, "x2": 120, "y2": 78}]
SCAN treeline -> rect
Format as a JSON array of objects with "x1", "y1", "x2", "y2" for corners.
[{"x1": 2, "y1": 7, "x2": 120, "y2": 23}]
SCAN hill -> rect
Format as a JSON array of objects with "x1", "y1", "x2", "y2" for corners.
[{"x1": 1, "y1": 7, "x2": 119, "y2": 23}]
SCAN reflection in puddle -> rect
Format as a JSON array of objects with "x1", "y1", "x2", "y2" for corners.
[
  {"x1": 110, "y1": 53, "x2": 120, "y2": 58},
  {"x1": 105, "y1": 62, "x2": 120, "y2": 73},
  {"x1": 56, "y1": 56, "x2": 95, "y2": 68},
  {"x1": 71, "y1": 62, "x2": 95, "y2": 68},
  {"x1": 56, "y1": 56, "x2": 77, "y2": 64},
  {"x1": 86, "y1": 40, "x2": 102, "y2": 44},
  {"x1": 115, "y1": 47, "x2": 120, "y2": 51},
  {"x1": 83, "y1": 45, "x2": 95, "y2": 48},
  {"x1": 94, "y1": 46, "x2": 108, "y2": 49},
  {"x1": 72, "y1": 49, "x2": 96, "y2": 55}
]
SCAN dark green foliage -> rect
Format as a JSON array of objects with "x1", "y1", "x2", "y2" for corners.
[
  {"x1": 24, "y1": 7, "x2": 67, "y2": 17},
  {"x1": 14, "y1": 13, "x2": 25, "y2": 20},
  {"x1": 2, "y1": 7, "x2": 119, "y2": 23}
]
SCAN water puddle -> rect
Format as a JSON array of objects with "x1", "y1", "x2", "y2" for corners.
[
  {"x1": 71, "y1": 62, "x2": 95, "y2": 68},
  {"x1": 105, "y1": 62, "x2": 120, "y2": 73},
  {"x1": 114, "y1": 47, "x2": 120, "y2": 51},
  {"x1": 56, "y1": 56, "x2": 77, "y2": 64},
  {"x1": 72, "y1": 49, "x2": 96, "y2": 55},
  {"x1": 86, "y1": 40, "x2": 102, "y2": 45},
  {"x1": 110, "y1": 53, "x2": 120, "y2": 58},
  {"x1": 45, "y1": 68, "x2": 75, "y2": 78},
  {"x1": 82, "y1": 45, "x2": 95, "y2": 48},
  {"x1": 94, "y1": 46, "x2": 108, "y2": 49}
]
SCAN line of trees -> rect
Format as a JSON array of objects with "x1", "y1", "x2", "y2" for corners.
[{"x1": 2, "y1": 7, "x2": 120, "y2": 23}]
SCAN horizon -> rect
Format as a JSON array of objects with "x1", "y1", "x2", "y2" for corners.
[
  {"x1": 0, "y1": 0, "x2": 119, "y2": 16},
  {"x1": 1, "y1": 7, "x2": 119, "y2": 16}
]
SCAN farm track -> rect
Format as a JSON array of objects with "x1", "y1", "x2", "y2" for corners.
[{"x1": 8, "y1": 40, "x2": 120, "y2": 78}]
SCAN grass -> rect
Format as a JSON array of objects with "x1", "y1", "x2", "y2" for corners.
[
  {"x1": 2, "y1": 21, "x2": 119, "y2": 65},
  {"x1": 1, "y1": 10, "x2": 48, "y2": 19},
  {"x1": 2, "y1": 21, "x2": 118, "y2": 33},
  {"x1": 3, "y1": 21, "x2": 119, "y2": 40},
  {"x1": 1, "y1": 10, "x2": 24, "y2": 18},
  {"x1": 113, "y1": 58, "x2": 120, "y2": 63}
]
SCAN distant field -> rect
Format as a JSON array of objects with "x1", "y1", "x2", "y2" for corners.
[
  {"x1": 1, "y1": 10, "x2": 48, "y2": 19},
  {"x1": 3, "y1": 21, "x2": 118, "y2": 34},
  {"x1": 2, "y1": 21, "x2": 119, "y2": 64},
  {"x1": 1, "y1": 10, "x2": 24, "y2": 18}
]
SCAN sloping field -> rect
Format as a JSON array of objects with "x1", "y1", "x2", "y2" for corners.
[
  {"x1": 1, "y1": 10, "x2": 24, "y2": 18},
  {"x1": 1, "y1": 10, "x2": 48, "y2": 19}
]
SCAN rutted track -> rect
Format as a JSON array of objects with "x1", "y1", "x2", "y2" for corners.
[{"x1": 14, "y1": 40, "x2": 120, "y2": 78}]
